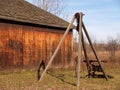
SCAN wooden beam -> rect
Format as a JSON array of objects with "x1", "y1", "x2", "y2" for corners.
[
  {"x1": 81, "y1": 31, "x2": 90, "y2": 75},
  {"x1": 77, "y1": 12, "x2": 83, "y2": 88},
  {"x1": 82, "y1": 22, "x2": 108, "y2": 80},
  {"x1": 39, "y1": 16, "x2": 76, "y2": 81}
]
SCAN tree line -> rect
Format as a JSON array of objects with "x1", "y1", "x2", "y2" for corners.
[{"x1": 73, "y1": 33, "x2": 120, "y2": 62}]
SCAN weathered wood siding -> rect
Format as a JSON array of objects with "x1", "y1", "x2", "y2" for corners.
[{"x1": 0, "y1": 22, "x2": 73, "y2": 69}]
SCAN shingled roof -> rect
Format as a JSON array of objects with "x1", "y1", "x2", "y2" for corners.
[{"x1": 0, "y1": 0, "x2": 70, "y2": 28}]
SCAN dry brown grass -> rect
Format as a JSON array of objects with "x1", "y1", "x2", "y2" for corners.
[
  {"x1": 0, "y1": 50, "x2": 120, "y2": 90},
  {"x1": 0, "y1": 67, "x2": 120, "y2": 90},
  {"x1": 73, "y1": 50, "x2": 120, "y2": 68}
]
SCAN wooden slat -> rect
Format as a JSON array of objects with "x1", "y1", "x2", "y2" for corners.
[
  {"x1": 0, "y1": 23, "x2": 9, "y2": 68},
  {"x1": 9, "y1": 24, "x2": 23, "y2": 68},
  {"x1": 0, "y1": 23, "x2": 9, "y2": 51},
  {"x1": 34, "y1": 30, "x2": 41, "y2": 67},
  {"x1": 23, "y1": 28, "x2": 35, "y2": 67},
  {"x1": 46, "y1": 33, "x2": 51, "y2": 64},
  {"x1": 61, "y1": 33, "x2": 65, "y2": 67}
]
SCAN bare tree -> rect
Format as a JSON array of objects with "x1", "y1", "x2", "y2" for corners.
[
  {"x1": 34, "y1": 0, "x2": 67, "y2": 18},
  {"x1": 117, "y1": 33, "x2": 120, "y2": 50},
  {"x1": 106, "y1": 36, "x2": 118, "y2": 62}
]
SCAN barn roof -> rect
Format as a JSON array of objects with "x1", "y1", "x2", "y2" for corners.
[{"x1": 0, "y1": 0, "x2": 72, "y2": 29}]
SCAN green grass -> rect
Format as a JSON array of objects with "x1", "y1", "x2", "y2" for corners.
[{"x1": 0, "y1": 68, "x2": 120, "y2": 90}]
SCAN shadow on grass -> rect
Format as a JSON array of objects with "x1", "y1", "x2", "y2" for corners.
[
  {"x1": 107, "y1": 75, "x2": 114, "y2": 79},
  {"x1": 88, "y1": 74, "x2": 114, "y2": 79},
  {"x1": 47, "y1": 70, "x2": 76, "y2": 86},
  {"x1": 40, "y1": 69, "x2": 114, "y2": 86}
]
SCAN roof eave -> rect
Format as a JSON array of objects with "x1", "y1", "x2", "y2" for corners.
[{"x1": 0, "y1": 15, "x2": 75, "y2": 29}]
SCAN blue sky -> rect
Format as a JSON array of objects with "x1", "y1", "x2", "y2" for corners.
[{"x1": 27, "y1": 0, "x2": 120, "y2": 42}]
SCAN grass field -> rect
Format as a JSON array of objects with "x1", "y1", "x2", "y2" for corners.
[{"x1": 0, "y1": 66, "x2": 120, "y2": 90}]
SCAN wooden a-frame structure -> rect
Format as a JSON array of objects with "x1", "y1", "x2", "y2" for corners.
[{"x1": 39, "y1": 12, "x2": 108, "y2": 88}]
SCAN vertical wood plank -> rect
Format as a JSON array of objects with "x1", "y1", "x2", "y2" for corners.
[
  {"x1": 8, "y1": 24, "x2": 23, "y2": 68},
  {"x1": 0, "y1": 23, "x2": 9, "y2": 68}
]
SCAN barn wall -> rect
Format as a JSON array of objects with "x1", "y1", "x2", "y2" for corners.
[{"x1": 0, "y1": 22, "x2": 73, "y2": 69}]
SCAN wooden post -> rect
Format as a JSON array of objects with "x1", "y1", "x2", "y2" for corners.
[
  {"x1": 82, "y1": 22, "x2": 108, "y2": 80},
  {"x1": 77, "y1": 12, "x2": 83, "y2": 88},
  {"x1": 39, "y1": 16, "x2": 76, "y2": 81},
  {"x1": 81, "y1": 31, "x2": 90, "y2": 75}
]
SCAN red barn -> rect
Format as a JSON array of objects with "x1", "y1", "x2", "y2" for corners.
[{"x1": 0, "y1": 0, "x2": 74, "y2": 69}]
